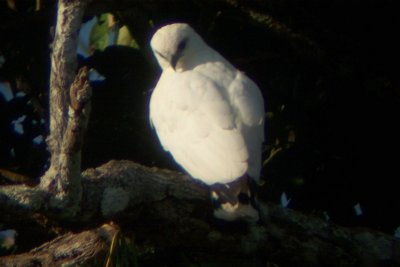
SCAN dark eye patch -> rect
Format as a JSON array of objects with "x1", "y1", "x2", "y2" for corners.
[{"x1": 177, "y1": 38, "x2": 188, "y2": 51}]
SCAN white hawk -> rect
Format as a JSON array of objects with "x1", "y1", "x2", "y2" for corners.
[{"x1": 150, "y1": 23, "x2": 265, "y2": 221}]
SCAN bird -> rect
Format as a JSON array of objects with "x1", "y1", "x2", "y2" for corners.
[{"x1": 149, "y1": 23, "x2": 265, "y2": 221}]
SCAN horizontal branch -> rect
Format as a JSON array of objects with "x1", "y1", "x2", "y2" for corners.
[
  {"x1": 0, "y1": 223, "x2": 118, "y2": 266},
  {"x1": 1, "y1": 160, "x2": 398, "y2": 266}
]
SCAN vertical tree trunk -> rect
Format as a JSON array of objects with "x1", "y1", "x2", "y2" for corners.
[{"x1": 40, "y1": 0, "x2": 89, "y2": 216}]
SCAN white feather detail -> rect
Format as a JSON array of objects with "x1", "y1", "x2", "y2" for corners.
[{"x1": 150, "y1": 23, "x2": 264, "y2": 186}]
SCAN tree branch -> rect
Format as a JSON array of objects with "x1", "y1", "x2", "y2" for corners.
[
  {"x1": 40, "y1": 0, "x2": 90, "y2": 216},
  {"x1": 223, "y1": 0, "x2": 321, "y2": 52},
  {"x1": 0, "y1": 223, "x2": 118, "y2": 266},
  {"x1": 1, "y1": 160, "x2": 398, "y2": 266},
  {"x1": 1, "y1": 1, "x2": 399, "y2": 266}
]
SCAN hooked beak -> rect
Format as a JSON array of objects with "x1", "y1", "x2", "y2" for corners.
[
  {"x1": 171, "y1": 52, "x2": 181, "y2": 71},
  {"x1": 154, "y1": 50, "x2": 181, "y2": 71}
]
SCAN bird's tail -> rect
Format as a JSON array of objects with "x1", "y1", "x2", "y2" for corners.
[{"x1": 210, "y1": 175, "x2": 259, "y2": 222}]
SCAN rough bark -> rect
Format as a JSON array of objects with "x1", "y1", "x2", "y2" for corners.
[
  {"x1": 1, "y1": 160, "x2": 399, "y2": 266},
  {"x1": 40, "y1": 0, "x2": 89, "y2": 216},
  {"x1": 0, "y1": 223, "x2": 118, "y2": 267},
  {"x1": 1, "y1": 1, "x2": 399, "y2": 266}
]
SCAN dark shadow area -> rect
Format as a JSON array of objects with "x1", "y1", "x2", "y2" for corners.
[{"x1": 1, "y1": 2, "x2": 399, "y2": 261}]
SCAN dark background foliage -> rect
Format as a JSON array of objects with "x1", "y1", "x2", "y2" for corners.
[{"x1": 1, "y1": 0, "x2": 399, "y2": 239}]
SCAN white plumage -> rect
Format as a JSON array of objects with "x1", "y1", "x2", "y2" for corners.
[{"x1": 150, "y1": 23, "x2": 264, "y2": 221}]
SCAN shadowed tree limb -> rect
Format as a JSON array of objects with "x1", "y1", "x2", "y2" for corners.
[
  {"x1": 0, "y1": 1, "x2": 399, "y2": 266},
  {"x1": 223, "y1": 0, "x2": 322, "y2": 54},
  {"x1": 0, "y1": 223, "x2": 119, "y2": 266},
  {"x1": 2, "y1": 160, "x2": 399, "y2": 266},
  {"x1": 39, "y1": 0, "x2": 90, "y2": 216}
]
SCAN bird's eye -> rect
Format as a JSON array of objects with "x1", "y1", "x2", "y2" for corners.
[
  {"x1": 155, "y1": 50, "x2": 168, "y2": 60},
  {"x1": 177, "y1": 38, "x2": 188, "y2": 51}
]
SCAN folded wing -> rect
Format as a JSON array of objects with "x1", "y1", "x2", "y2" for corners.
[{"x1": 150, "y1": 69, "x2": 249, "y2": 185}]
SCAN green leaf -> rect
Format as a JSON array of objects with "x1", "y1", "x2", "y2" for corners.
[
  {"x1": 90, "y1": 13, "x2": 113, "y2": 51},
  {"x1": 117, "y1": 25, "x2": 140, "y2": 49}
]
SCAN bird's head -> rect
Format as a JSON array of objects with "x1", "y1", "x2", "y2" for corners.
[{"x1": 150, "y1": 23, "x2": 205, "y2": 72}]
